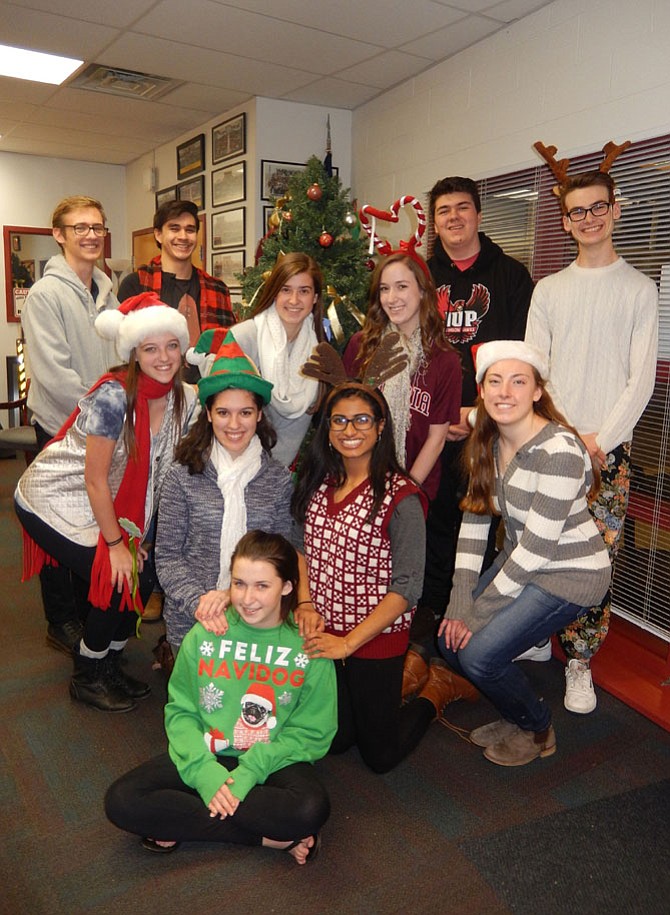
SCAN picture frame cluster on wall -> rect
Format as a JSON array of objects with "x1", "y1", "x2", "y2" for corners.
[{"x1": 209, "y1": 113, "x2": 247, "y2": 289}]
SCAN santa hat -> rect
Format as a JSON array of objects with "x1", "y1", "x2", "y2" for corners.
[
  {"x1": 197, "y1": 330, "x2": 273, "y2": 407},
  {"x1": 475, "y1": 340, "x2": 549, "y2": 383},
  {"x1": 241, "y1": 683, "x2": 277, "y2": 729},
  {"x1": 95, "y1": 291, "x2": 189, "y2": 362}
]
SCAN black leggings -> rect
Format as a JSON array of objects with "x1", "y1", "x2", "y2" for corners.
[
  {"x1": 330, "y1": 654, "x2": 435, "y2": 774},
  {"x1": 105, "y1": 753, "x2": 330, "y2": 845},
  {"x1": 15, "y1": 501, "x2": 155, "y2": 651}
]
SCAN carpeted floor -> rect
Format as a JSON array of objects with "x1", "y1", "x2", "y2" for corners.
[{"x1": 1, "y1": 456, "x2": 669, "y2": 915}]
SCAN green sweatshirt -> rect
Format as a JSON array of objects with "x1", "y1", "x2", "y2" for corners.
[{"x1": 165, "y1": 615, "x2": 337, "y2": 805}]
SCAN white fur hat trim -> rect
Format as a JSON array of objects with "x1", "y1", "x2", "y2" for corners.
[
  {"x1": 96, "y1": 302, "x2": 189, "y2": 362},
  {"x1": 475, "y1": 340, "x2": 549, "y2": 383}
]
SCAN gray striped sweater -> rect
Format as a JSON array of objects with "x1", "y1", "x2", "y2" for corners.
[{"x1": 446, "y1": 422, "x2": 611, "y2": 633}]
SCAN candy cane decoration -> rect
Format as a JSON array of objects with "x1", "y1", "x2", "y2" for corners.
[{"x1": 358, "y1": 195, "x2": 430, "y2": 276}]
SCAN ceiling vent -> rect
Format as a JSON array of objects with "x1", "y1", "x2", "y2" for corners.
[{"x1": 68, "y1": 64, "x2": 182, "y2": 101}]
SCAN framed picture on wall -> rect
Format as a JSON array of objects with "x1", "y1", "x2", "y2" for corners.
[
  {"x1": 211, "y1": 208, "x2": 245, "y2": 249},
  {"x1": 260, "y1": 160, "x2": 306, "y2": 201},
  {"x1": 212, "y1": 113, "x2": 246, "y2": 164},
  {"x1": 178, "y1": 175, "x2": 205, "y2": 210},
  {"x1": 176, "y1": 133, "x2": 205, "y2": 179},
  {"x1": 155, "y1": 185, "x2": 178, "y2": 210},
  {"x1": 211, "y1": 249, "x2": 245, "y2": 288},
  {"x1": 212, "y1": 161, "x2": 246, "y2": 207}
]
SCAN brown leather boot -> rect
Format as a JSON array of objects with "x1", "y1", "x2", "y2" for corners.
[
  {"x1": 484, "y1": 724, "x2": 556, "y2": 767},
  {"x1": 417, "y1": 658, "x2": 479, "y2": 716},
  {"x1": 401, "y1": 643, "x2": 430, "y2": 700}
]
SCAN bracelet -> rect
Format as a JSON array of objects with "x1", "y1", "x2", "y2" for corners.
[
  {"x1": 105, "y1": 535, "x2": 123, "y2": 547},
  {"x1": 296, "y1": 600, "x2": 315, "y2": 608}
]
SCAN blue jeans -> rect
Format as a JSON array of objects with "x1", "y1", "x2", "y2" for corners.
[{"x1": 437, "y1": 564, "x2": 584, "y2": 732}]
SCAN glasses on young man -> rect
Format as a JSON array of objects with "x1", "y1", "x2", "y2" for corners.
[
  {"x1": 565, "y1": 202, "x2": 612, "y2": 223},
  {"x1": 61, "y1": 223, "x2": 109, "y2": 236},
  {"x1": 328, "y1": 414, "x2": 376, "y2": 431}
]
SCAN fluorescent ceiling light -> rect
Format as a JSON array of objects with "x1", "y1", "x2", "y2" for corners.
[{"x1": 0, "y1": 44, "x2": 83, "y2": 85}]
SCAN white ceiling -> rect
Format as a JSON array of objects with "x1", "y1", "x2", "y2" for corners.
[{"x1": 0, "y1": 0, "x2": 553, "y2": 166}]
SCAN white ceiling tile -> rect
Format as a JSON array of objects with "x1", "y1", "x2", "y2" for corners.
[
  {"x1": 400, "y1": 14, "x2": 502, "y2": 58},
  {"x1": 484, "y1": 0, "x2": 554, "y2": 22},
  {"x1": 0, "y1": 2, "x2": 118, "y2": 58},
  {"x1": 283, "y1": 77, "x2": 381, "y2": 108},
  {"x1": 133, "y1": 0, "x2": 380, "y2": 73},
  {"x1": 337, "y1": 51, "x2": 434, "y2": 90},
  {"x1": 4, "y1": 0, "x2": 158, "y2": 28},
  {"x1": 210, "y1": 0, "x2": 468, "y2": 46}
]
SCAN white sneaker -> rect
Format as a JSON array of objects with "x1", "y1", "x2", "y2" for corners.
[
  {"x1": 564, "y1": 659, "x2": 597, "y2": 714},
  {"x1": 514, "y1": 640, "x2": 552, "y2": 662}
]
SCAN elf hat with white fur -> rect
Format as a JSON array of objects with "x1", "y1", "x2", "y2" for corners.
[
  {"x1": 95, "y1": 291, "x2": 189, "y2": 362},
  {"x1": 475, "y1": 340, "x2": 549, "y2": 383}
]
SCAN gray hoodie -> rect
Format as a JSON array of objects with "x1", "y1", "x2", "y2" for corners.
[{"x1": 22, "y1": 254, "x2": 119, "y2": 435}]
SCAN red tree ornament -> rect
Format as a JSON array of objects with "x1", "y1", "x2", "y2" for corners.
[
  {"x1": 319, "y1": 231, "x2": 334, "y2": 247},
  {"x1": 307, "y1": 182, "x2": 323, "y2": 201}
]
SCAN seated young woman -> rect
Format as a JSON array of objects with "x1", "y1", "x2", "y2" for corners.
[
  {"x1": 15, "y1": 292, "x2": 197, "y2": 712},
  {"x1": 291, "y1": 342, "x2": 477, "y2": 774},
  {"x1": 156, "y1": 331, "x2": 297, "y2": 652},
  {"x1": 436, "y1": 340, "x2": 611, "y2": 766},
  {"x1": 105, "y1": 530, "x2": 337, "y2": 863}
]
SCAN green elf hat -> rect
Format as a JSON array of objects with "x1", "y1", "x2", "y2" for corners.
[{"x1": 197, "y1": 330, "x2": 274, "y2": 407}]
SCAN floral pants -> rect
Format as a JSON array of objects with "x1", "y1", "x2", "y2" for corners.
[{"x1": 558, "y1": 441, "x2": 631, "y2": 661}]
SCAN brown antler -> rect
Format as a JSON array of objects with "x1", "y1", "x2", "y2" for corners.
[
  {"x1": 363, "y1": 332, "x2": 408, "y2": 387},
  {"x1": 533, "y1": 141, "x2": 571, "y2": 187},
  {"x1": 599, "y1": 140, "x2": 631, "y2": 174},
  {"x1": 301, "y1": 342, "x2": 349, "y2": 386}
]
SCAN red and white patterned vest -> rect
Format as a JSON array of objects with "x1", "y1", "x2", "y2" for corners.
[{"x1": 304, "y1": 474, "x2": 419, "y2": 659}]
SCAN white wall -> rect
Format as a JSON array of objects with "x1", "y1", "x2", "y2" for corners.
[
  {"x1": 0, "y1": 152, "x2": 126, "y2": 397},
  {"x1": 352, "y1": 0, "x2": 670, "y2": 208},
  {"x1": 124, "y1": 98, "x2": 351, "y2": 293}
]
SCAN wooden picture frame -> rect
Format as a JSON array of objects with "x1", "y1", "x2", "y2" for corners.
[
  {"x1": 155, "y1": 185, "x2": 178, "y2": 210},
  {"x1": 212, "y1": 161, "x2": 246, "y2": 208},
  {"x1": 211, "y1": 208, "x2": 246, "y2": 249},
  {"x1": 176, "y1": 133, "x2": 205, "y2": 179},
  {"x1": 178, "y1": 175, "x2": 205, "y2": 211},
  {"x1": 211, "y1": 249, "x2": 246, "y2": 289},
  {"x1": 260, "y1": 160, "x2": 306, "y2": 201},
  {"x1": 212, "y1": 113, "x2": 246, "y2": 164}
]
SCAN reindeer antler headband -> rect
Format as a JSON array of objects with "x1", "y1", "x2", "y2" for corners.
[
  {"x1": 302, "y1": 333, "x2": 408, "y2": 412},
  {"x1": 533, "y1": 139, "x2": 631, "y2": 196}
]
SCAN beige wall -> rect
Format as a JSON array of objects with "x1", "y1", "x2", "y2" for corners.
[{"x1": 352, "y1": 0, "x2": 670, "y2": 211}]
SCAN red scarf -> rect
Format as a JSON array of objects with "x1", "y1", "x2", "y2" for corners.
[{"x1": 22, "y1": 370, "x2": 174, "y2": 613}]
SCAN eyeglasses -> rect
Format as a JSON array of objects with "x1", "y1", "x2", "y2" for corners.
[
  {"x1": 61, "y1": 223, "x2": 108, "y2": 237},
  {"x1": 565, "y1": 201, "x2": 612, "y2": 223},
  {"x1": 328, "y1": 413, "x2": 376, "y2": 431}
]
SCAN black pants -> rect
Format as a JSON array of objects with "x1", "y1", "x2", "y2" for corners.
[
  {"x1": 32, "y1": 421, "x2": 81, "y2": 627},
  {"x1": 105, "y1": 753, "x2": 330, "y2": 845},
  {"x1": 330, "y1": 653, "x2": 435, "y2": 774},
  {"x1": 15, "y1": 501, "x2": 155, "y2": 651}
]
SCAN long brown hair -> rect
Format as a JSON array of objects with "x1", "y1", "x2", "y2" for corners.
[
  {"x1": 462, "y1": 367, "x2": 600, "y2": 515},
  {"x1": 251, "y1": 252, "x2": 326, "y2": 343},
  {"x1": 231, "y1": 530, "x2": 299, "y2": 622},
  {"x1": 113, "y1": 356, "x2": 185, "y2": 459},
  {"x1": 354, "y1": 254, "x2": 450, "y2": 376}
]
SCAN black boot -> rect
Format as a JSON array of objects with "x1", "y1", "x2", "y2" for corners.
[
  {"x1": 105, "y1": 649, "x2": 151, "y2": 700},
  {"x1": 70, "y1": 647, "x2": 137, "y2": 712}
]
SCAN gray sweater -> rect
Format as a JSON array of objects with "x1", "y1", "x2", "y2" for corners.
[
  {"x1": 157, "y1": 451, "x2": 294, "y2": 647},
  {"x1": 447, "y1": 423, "x2": 611, "y2": 633},
  {"x1": 22, "y1": 255, "x2": 119, "y2": 435}
]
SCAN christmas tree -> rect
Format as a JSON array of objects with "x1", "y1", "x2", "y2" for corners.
[{"x1": 238, "y1": 155, "x2": 372, "y2": 346}]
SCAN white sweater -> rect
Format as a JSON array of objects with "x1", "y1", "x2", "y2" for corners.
[{"x1": 525, "y1": 257, "x2": 658, "y2": 454}]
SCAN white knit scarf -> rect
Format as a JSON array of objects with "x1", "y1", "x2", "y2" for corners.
[
  {"x1": 380, "y1": 324, "x2": 424, "y2": 465},
  {"x1": 253, "y1": 303, "x2": 318, "y2": 418},
  {"x1": 210, "y1": 433, "x2": 263, "y2": 589}
]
